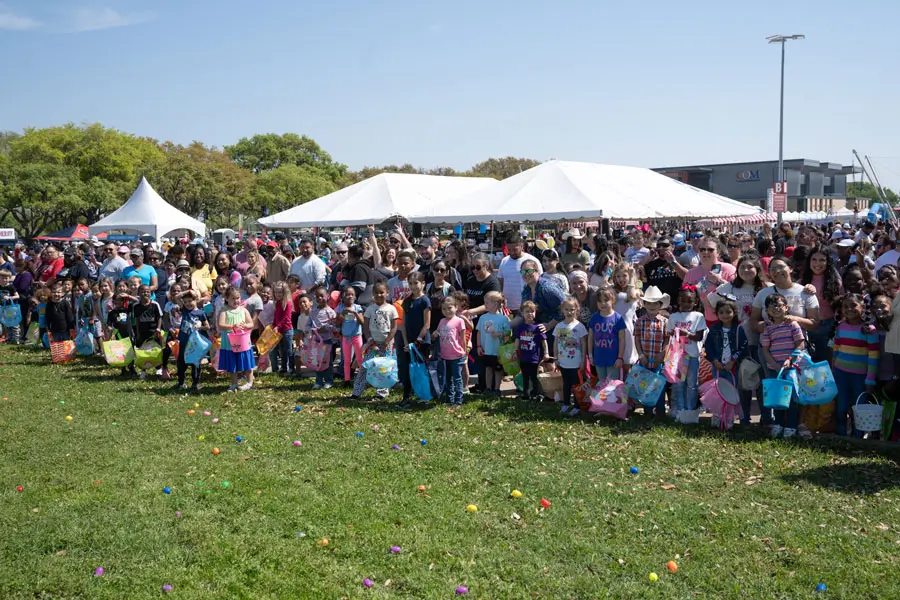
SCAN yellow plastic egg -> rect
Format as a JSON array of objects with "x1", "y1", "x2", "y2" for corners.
[
  {"x1": 510, "y1": 489, "x2": 523, "y2": 498},
  {"x1": 466, "y1": 504, "x2": 478, "y2": 513}
]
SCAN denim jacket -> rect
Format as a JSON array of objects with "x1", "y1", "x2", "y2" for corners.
[{"x1": 704, "y1": 322, "x2": 749, "y2": 365}]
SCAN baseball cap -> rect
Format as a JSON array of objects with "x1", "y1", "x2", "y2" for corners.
[
  {"x1": 176, "y1": 259, "x2": 190, "y2": 269},
  {"x1": 129, "y1": 248, "x2": 143, "y2": 256},
  {"x1": 672, "y1": 233, "x2": 686, "y2": 246},
  {"x1": 416, "y1": 239, "x2": 436, "y2": 247},
  {"x1": 837, "y1": 239, "x2": 855, "y2": 248},
  {"x1": 266, "y1": 241, "x2": 278, "y2": 249},
  {"x1": 118, "y1": 245, "x2": 130, "y2": 254},
  {"x1": 829, "y1": 230, "x2": 845, "y2": 241}
]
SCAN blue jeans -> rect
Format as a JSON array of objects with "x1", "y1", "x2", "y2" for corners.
[
  {"x1": 806, "y1": 318, "x2": 833, "y2": 362},
  {"x1": 594, "y1": 365, "x2": 620, "y2": 381},
  {"x1": 833, "y1": 368, "x2": 866, "y2": 436},
  {"x1": 765, "y1": 365, "x2": 799, "y2": 429},
  {"x1": 751, "y1": 345, "x2": 774, "y2": 425},
  {"x1": 315, "y1": 341, "x2": 334, "y2": 386},
  {"x1": 671, "y1": 356, "x2": 699, "y2": 415},
  {"x1": 270, "y1": 328, "x2": 294, "y2": 373},
  {"x1": 444, "y1": 357, "x2": 465, "y2": 405}
]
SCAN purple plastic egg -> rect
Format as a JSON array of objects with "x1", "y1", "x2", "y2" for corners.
[
  {"x1": 456, "y1": 585, "x2": 468, "y2": 594},
  {"x1": 363, "y1": 578, "x2": 373, "y2": 588},
  {"x1": 390, "y1": 545, "x2": 401, "y2": 553},
  {"x1": 94, "y1": 567, "x2": 104, "y2": 576},
  {"x1": 162, "y1": 584, "x2": 173, "y2": 593}
]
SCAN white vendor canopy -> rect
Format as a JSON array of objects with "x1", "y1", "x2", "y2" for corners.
[
  {"x1": 408, "y1": 160, "x2": 760, "y2": 223},
  {"x1": 89, "y1": 177, "x2": 206, "y2": 242},
  {"x1": 258, "y1": 173, "x2": 497, "y2": 228}
]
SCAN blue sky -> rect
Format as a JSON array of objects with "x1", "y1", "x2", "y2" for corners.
[{"x1": 2, "y1": 0, "x2": 899, "y2": 190}]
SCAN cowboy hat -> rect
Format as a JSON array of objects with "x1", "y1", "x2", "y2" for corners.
[
  {"x1": 561, "y1": 228, "x2": 584, "y2": 240},
  {"x1": 642, "y1": 286, "x2": 670, "y2": 308}
]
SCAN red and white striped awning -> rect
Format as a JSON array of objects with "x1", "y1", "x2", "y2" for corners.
[{"x1": 696, "y1": 212, "x2": 776, "y2": 226}]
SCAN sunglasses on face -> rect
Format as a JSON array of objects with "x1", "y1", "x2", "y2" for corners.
[
  {"x1": 472, "y1": 265, "x2": 484, "y2": 271},
  {"x1": 657, "y1": 244, "x2": 671, "y2": 249},
  {"x1": 691, "y1": 234, "x2": 704, "y2": 239},
  {"x1": 433, "y1": 268, "x2": 446, "y2": 273},
  {"x1": 520, "y1": 268, "x2": 537, "y2": 276},
  {"x1": 335, "y1": 250, "x2": 347, "y2": 255},
  {"x1": 699, "y1": 248, "x2": 716, "y2": 253},
  {"x1": 727, "y1": 244, "x2": 741, "y2": 249}
]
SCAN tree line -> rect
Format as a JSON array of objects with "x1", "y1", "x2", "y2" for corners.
[{"x1": 0, "y1": 124, "x2": 541, "y2": 238}]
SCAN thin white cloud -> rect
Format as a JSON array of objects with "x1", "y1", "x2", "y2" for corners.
[
  {"x1": 0, "y1": 5, "x2": 40, "y2": 30},
  {"x1": 68, "y1": 6, "x2": 152, "y2": 33}
]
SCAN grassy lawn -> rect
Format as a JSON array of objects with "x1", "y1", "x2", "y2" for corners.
[{"x1": 1, "y1": 346, "x2": 899, "y2": 599}]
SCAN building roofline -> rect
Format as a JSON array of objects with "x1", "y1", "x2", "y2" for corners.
[{"x1": 654, "y1": 158, "x2": 854, "y2": 171}]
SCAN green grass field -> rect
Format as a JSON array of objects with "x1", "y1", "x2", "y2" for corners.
[{"x1": 1, "y1": 345, "x2": 899, "y2": 599}]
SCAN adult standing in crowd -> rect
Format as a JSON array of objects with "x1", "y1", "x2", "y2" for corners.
[
  {"x1": 444, "y1": 240, "x2": 472, "y2": 283},
  {"x1": 98, "y1": 243, "x2": 129, "y2": 282},
  {"x1": 642, "y1": 238, "x2": 683, "y2": 303},
  {"x1": 122, "y1": 248, "x2": 158, "y2": 290},
  {"x1": 328, "y1": 243, "x2": 349, "y2": 291},
  {"x1": 189, "y1": 245, "x2": 214, "y2": 297},
  {"x1": 676, "y1": 228, "x2": 705, "y2": 268},
  {"x1": 520, "y1": 258, "x2": 565, "y2": 334},
  {"x1": 234, "y1": 243, "x2": 266, "y2": 277},
  {"x1": 290, "y1": 238, "x2": 327, "y2": 293},
  {"x1": 567, "y1": 270, "x2": 598, "y2": 327},
  {"x1": 683, "y1": 237, "x2": 736, "y2": 325},
  {"x1": 560, "y1": 229, "x2": 591, "y2": 270},
  {"x1": 61, "y1": 247, "x2": 93, "y2": 283},
  {"x1": 498, "y1": 232, "x2": 542, "y2": 315},
  {"x1": 214, "y1": 250, "x2": 243, "y2": 288},
  {"x1": 340, "y1": 245, "x2": 376, "y2": 307},
  {"x1": 37, "y1": 246, "x2": 65, "y2": 285},
  {"x1": 264, "y1": 242, "x2": 290, "y2": 284},
  {"x1": 149, "y1": 250, "x2": 169, "y2": 305}
]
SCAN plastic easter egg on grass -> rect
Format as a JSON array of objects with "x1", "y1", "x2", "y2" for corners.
[
  {"x1": 212, "y1": 447, "x2": 220, "y2": 455},
  {"x1": 510, "y1": 489, "x2": 522, "y2": 498},
  {"x1": 816, "y1": 584, "x2": 827, "y2": 593},
  {"x1": 466, "y1": 504, "x2": 478, "y2": 513},
  {"x1": 16, "y1": 485, "x2": 23, "y2": 493},
  {"x1": 355, "y1": 431, "x2": 364, "y2": 437},
  {"x1": 649, "y1": 572, "x2": 658, "y2": 582},
  {"x1": 94, "y1": 567, "x2": 104, "y2": 576},
  {"x1": 163, "y1": 487, "x2": 172, "y2": 494},
  {"x1": 392, "y1": 444, "x2": 400, "y2": 450},
  {"x1": 293, "y1": 440, "x2": 302, "y2": 447},
  {"x1": 162, "y1": 584, "x2": 173, "y2": 593},
  {"x1": 65, "y1": 415, "x2": 73, "y2": 422},
  {"x1": 666, "y1": 560, "x2": 677, "y2": 573},
  {"x1": 420, "y1": 439, "x2": 427, "y2": 445},
  {"x1": 203, "y1": 411, "x2": 211, "y2": 417},
  {"x1": 317, "y1": 538, "x2": 329, "y2": 547},
  {"x1": 630, "y1": 466, "x2": 639, "y2": 474},
  {"x1": 187, "y1": 410, "x2": 195, "y2": 416},
  {"x1": 293, "y1": 405, "x2": 302, "y2": 412},
  {"x1": 235, "y1": 436, "x2": 243, "y2": 443},
  {"x1": 540, "y1": 498, "x2": 551, "y2": 509},
  {"x1": 390, "y1": 545, "x2": 401, "y2": 553},
  {"x1": 212, "y1": 418, "x2": 219, "y2": 423},
  {"x1": 456, "y1": 586, "x2": 468, "y2": 595},
  {"x1": 363, "y1": 578, "x2": 373, "y2": 588},
  {"x1": 417, "y1": 485, "x2": 426, "y2": 492},
  {"x1": 193, "y1": 403, "x2": 199, "y2": 409}
]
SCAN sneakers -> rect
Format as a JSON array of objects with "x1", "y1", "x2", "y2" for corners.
[
  {"x1": 797, "y1": 424, "x2": 813, "y2": 440},
  {"x1": 227, "y1": 384, "x2": 239, "y2": 393},
  {"x1": 322, "y1": 383, "x2": 333, "y2": 390},
  {"x1": 376, "y1": 389, "x2": 390, "y2": 399},
  {"x1": 138, "y1": 370, "x2": 147, "y2": 380},
  {"x1": 172, "y1": 382, "x2": 186, "y2": 391},
  {"x1": 560, "y1": 404, "x2": 572, "y2": 415},
  {"x1": 782, "y1": 427, "x2": 796, "y2": 439},
  {"x1": 190, "y1": 383, "x2": 201, "y2": 392},
  {"x1": 770, "y1": 424, "x2": 784, "y2": 438},
  {"x1": 238, "y1": 382, "x2": 253, "y2": 392},
  {"x1": 160, "y1": 368, "x2": 171, "y2": 381},
  {"x1": 568, "y1": 407, "x2": 581, "y2": 417},
  {"x1": 311, "y1": 384, "x2": 323, "y2": 390}
]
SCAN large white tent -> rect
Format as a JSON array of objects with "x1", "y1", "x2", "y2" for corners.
[
  {"x1": 89, "y1": 177, "x2": 206, "y2": 241},
  {"x1": 409, "y1": 160, "x2": 760, "y2": 223},
  {"x1": 258, "y1": 173, "x2": 497, "y2": 228}
]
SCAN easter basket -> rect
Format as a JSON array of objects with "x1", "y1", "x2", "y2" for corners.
[
  {"x1": 363, "y1": 355, "x2": 399, "y2": 389},
  {"x1": 537, "y1": 367, "x2": 563, "y2": 397},
  {"x1": 852, "y1": 393, "x2": 883, "y2": 433},
  {"x1": 762, "y1": 367, "x2": 794, "y2": 409}
]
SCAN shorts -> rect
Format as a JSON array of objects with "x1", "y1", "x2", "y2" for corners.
[{"x1": 482, "y1": 354, "x2": 499, "y2": 369}]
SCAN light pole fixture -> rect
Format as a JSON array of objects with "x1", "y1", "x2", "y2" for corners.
[{"x1": 766, "y1": 34, "x2": 804, "y2": 220}]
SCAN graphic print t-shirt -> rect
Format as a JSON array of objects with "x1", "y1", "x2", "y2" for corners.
[
  {"x1": 515, "y1": 322, "x2": 546, "y2": 365},
  {"x1": 364, "y1": 303, "x2": 399, "y2": 344},
  {"x1": 553, "y1": 320, "x2": 588, "y2": 369},
  {"x1": 132, "y1": 301, "x2": 162, "y2": 341},
  {"x1": 588, "y1": 312, "x2": 625, "y2": 367}
]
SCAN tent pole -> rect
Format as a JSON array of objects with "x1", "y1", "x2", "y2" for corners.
[{"x1": 490, "y1": 221, "x2": 495, "y2": 268}]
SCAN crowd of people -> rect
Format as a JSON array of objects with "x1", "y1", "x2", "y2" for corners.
[{"x1": 1, "y1": 216, "x2": 898, "y2": 440}]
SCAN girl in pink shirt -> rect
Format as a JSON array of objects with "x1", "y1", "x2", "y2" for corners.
[{"x1": 433, "y1": 296, "x2": 467, "y2": 406}]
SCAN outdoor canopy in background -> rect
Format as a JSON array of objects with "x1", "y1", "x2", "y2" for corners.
[
  {"x1": 89, "y1": 177, "x2": 207, "y2": 242},
  {"x1": 258, "y1": 173, "x2": 497, "y2": 228},
  {"x1": 408, "y1": 160, "x2": 762, "y2": 224}
]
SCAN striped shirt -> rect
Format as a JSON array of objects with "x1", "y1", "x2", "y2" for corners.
[
  {"x1": 635, "y1": 313, "x2": 668, "y2": 369},
  {"x1": 760, "y1": 321, "x2": 803, "y2": 363},
  {"x1": 832, "y1": 322, "x2": 880, "y2": 385}
]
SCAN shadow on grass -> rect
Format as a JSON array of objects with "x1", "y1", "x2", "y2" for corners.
[{"x1": 781, "y1": 461, "x2": 900, "y2": 494}]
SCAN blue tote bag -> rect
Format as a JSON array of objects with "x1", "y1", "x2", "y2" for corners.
[{"x1": 409, "y1": 344, "x2": 433, "y2": 401}]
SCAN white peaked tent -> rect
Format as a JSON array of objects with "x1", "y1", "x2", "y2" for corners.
[
  {"x1": 409, "y1": 160, "x2": 761, "y2": 223},
  {"x1": 89, "y1": 177, "x2": 206, "y2": 241},
  {"x1": 258, "y1": 173, "x2": 497, "y2": 228}
]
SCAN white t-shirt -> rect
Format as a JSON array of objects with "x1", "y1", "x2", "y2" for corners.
[
  {"x1": 665, "y1": 311, "x2": 707, "y2": 358},
  {"x1": 752, "y1": 284, "x2": 819, "y2": 325},
  {"x1": 498, "y1": 253, "x2": 542, "y2": 310},
  {"x1": 258, "y1": 301, "x2": 275, "y2": 328},
  {"x1": 364, "y1": 303, "x2": 399, "y2": 344},
  {"x1": 624, "y1": 247, "x2": 649, "y2": 265},
  {"x1": 874, "y1": 249, "x2": 900, "y2": 274},
  {"x1": 289, "y1": 255, "x2": 327, "y2": 291},
  {"x1": 553, "y1": 320, "x2": 588, "y2": 369}
]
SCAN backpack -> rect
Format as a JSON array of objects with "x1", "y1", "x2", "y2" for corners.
[{"x1": 738, "y1": 357, "x2": 763, "y2": 391}]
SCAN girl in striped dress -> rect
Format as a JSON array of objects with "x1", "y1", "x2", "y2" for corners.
[{"x1": 831, "y1": 293, "x2": 880, "y2": 436}]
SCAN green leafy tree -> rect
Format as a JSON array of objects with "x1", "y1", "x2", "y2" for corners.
[
  {"x1": 0, "y1": 162, "x2": 85, "y2": 238},
  {"x1": 252, "y1": 164, "x2": 337, "y2": 217},
  {"x1": 148, "y1": 141, "x2": 254, "y2": 229},
  {"x1": 847, "y1": 182, "x2": 898, "y2": 206},
  {"x1": 226, "y1": 133, "x2": 347, "y2": 183},
  {"x1": 467, "y1": 157, "x2": 541, "y2": 180},
  {"x1": 338, "y1": 164, "x2": 459, "y2": 188}
]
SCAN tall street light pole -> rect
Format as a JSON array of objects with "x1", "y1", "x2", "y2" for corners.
[{"x1": 766, "y1": 34, "x2": 804, "y2": 222}]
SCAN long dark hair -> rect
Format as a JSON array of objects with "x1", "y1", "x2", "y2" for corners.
[
  {"x1": 790, "y1": 245, "x2": 810, "y2": 280},
  {"x1": 565, "y1": 234, "x2": 584, "y2": 255},
  {"x1": 800, "y1": 245, "x2": 841, "y2": 306},
  {"x1": 447, "y1": 240, "x2": 470, "y2": 269},
  {"x1": 732, "y1": 254, "x2": 768, "y2": 293}
]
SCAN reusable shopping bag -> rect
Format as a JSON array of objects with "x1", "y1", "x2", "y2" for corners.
[
  {"x1": 135, "y1": 340, "x2": 163, "y2": 370},
  {"x1": 255, "y1": 325, "x2": 282, "y2": 355},
  {"x1": 498, "y1": 337, "x2": 519, "y2": 376},
  {"x1": 50, "y1": 340, "x2": 76, "y2": 364},
  {"x1": 1, "y1": 299, "x2": 22, "y2": 327},
  {"x1": 184, "y1": 330, "x2": 212, "y2": 366},
  {"x1": 586, "y1": 371, "x2": 628, "y2": 419},
  {"x1": 625, "y1": 364, "x2": 667, "y2": 407},
  {"x1": 301, "y1": 331, "x2": 330, "y2": 372},
  {"x1": 662, "y1": 330, "x2": 688, "y2": 383},
  {"x1": 74, "y1": 326, "x2": 96, "y2": 356},
  {"x1": 788, "y1": 360, "x2": 838, "y2": 405},
  {"x1": 409, "y1": 344, "x2": 433, "y2": 401},
  {"x1": 363, "y1": 355, "x2": 399, "y2": 389},
  {"x1": 102, "y1": 334, "x2": 134, "y2": 366}
]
